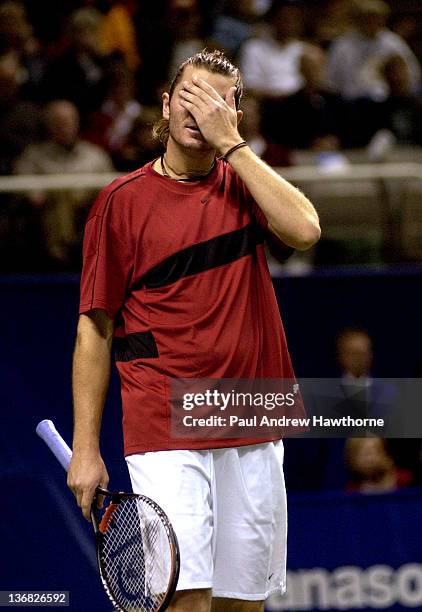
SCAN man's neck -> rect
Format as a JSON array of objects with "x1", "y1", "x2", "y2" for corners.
[{"x1": 158, "y1": 138, "x2": 216, "y2": 180}]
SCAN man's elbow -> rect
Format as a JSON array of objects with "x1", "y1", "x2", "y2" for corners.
[
  {"x1": 293, "y1": 222, "x2": 321, "y2": 251},
  {"x1": 76, "y1": 311, "x2": 114, "y2": 347}
]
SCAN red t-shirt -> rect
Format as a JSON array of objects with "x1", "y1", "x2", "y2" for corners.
[{"x1": 80, "y1": 158, "x2": 296, "y2": 455}]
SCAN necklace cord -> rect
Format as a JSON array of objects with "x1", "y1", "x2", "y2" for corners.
[{"x1": 160, "y1": 155, "x2": 216, "y2": 182}]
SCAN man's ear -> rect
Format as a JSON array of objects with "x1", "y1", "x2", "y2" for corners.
[
  {"x1": 236, "y1": 109, "x2": 243, "y2": 125},
  {"x1": 162, "y1": 92, "x2": 170, "y2": 120}
]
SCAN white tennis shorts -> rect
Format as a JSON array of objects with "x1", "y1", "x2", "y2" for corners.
[{"x1": 126, "y1": 441, "x2": 287, "y2": 600}]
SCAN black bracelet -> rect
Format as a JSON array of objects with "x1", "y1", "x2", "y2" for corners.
[{"x1": 221, "y1": 141, "x2": 248, "y2": 161}]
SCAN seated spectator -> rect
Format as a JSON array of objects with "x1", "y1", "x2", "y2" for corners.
[
  {"x1": 303, "y1": 328, "x2": 396, "y2": 436},
  {"x1": 97, "y1": 0, "x2": 141, "y2": 70},
  {"x1": 334, "y1": 327, "x2": 398, "y2": 433},
  {"x1": 263, "y1": 45, "x2": 347, "y2": 149},
  {"x1": 326, "y1": 0, "x2": 421, "y2": 101},
  {"x1": 0, "y1": 50, "x2": 42, "y2": 174},
  {"x1": 240, "y1": 0, "x2": 312, "y2": 99},
  {"x1": 84, "y1": 62, "x2": 142, "y2": 153},
  {"x1": 345, "y1": 437, "x2": 413, "y2": 493},
  {"x1": 14, "y1": 99, "x2": 113, "y2": 266},
  {"x1": 239, "y1": 95, "x2": 291, "y2": 166},
  {"x1": 337, "y1": 327, "x2": 373, "y2": 381},
  {"x1": 112, "y1": 107, "x2": 162, "y2": 171},
  {"x1": 167, "y1": 0, "x2": 207, "y2": 81},
  {"x1": 0, "y1": 46, "x2": 43, "y2": 271},
  {"x1": 375, "y1": 54, "x2": 422, "y2": 145},
  {"x1": 0, "y1": 1, "x2": 44, "y2": 100},
  {"x1": 312, "y1": 0, "x2": 352, "y2": 48},
  {"x1": 43, "y1": 8, "x2": 111, "y2": 121},
  {"x1": 210, "y1": 0, "x2": 257, "y2": 60}
]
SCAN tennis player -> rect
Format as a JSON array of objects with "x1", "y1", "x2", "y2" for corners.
[{"x1": 68, "y1": 50, "x2": 320, "y2": 612}]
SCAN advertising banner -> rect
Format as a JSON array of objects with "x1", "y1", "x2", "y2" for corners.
[{"x1": 267, "y1": 489, "x2": 422, "y2": 611}]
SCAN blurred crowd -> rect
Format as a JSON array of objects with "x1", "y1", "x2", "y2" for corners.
[
  {"x1": 337, "y1": 328, "x2": 421, "y2": 494},
  {"x1": 284, "y1": 326, "x2": 422, "y2": 493},
  {"x1": 1, "y1": 0, "x2": 422, "y2": 269}
]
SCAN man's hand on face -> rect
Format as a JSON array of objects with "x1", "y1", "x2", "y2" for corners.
[{"x1": 178, "y1": 75, "x2": 243, "y2": 155}]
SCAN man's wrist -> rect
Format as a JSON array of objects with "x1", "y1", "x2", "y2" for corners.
[
  {"x1": 72, "y1": 443, "x2": 101, "y2": 455},
  {"x1": 220, "y1": 140, "x2": 249, "y2": 161},
  {"x1": 218, "y1": 137, "x2": 245, "y2": 158},
  {"x1": 72, "y1": 433, "x2": 101, "y2": 454}
]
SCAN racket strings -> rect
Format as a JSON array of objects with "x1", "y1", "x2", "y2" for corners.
[{"x1": 99, "y1": 497, "x2": 172, "y2": 611}]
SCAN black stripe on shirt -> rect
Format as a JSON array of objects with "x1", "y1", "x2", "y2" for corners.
[
  {"x1": 139, "y1": 223, "x2": 263, "y2": 289},
  {"x1": 114, "y1": 331, "x2": 159, "y2": 361}
]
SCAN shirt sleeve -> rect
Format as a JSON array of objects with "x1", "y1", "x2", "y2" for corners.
[
  {"x1": 252, "y1": 201, "x2": 295, "y2": 263},
  {"x1": 79, "y1": 188, "x2": 134, "y2": 320}
]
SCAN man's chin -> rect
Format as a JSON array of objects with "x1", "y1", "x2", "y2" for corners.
[
  {"x1": 170, "y1": 132, "x2": 214, "y2": 152},
  {"x1": 183, "y1": 137, "x2": 213, "y2": 151}
]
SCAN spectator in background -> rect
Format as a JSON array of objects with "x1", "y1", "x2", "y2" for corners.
[
  {"x1": 210, "y1": 0, "x2": 257, "y2": 60},
  {"x1": 240, "y1": 0, "x2": 312, "y2": 100},
  {"x1": 20, "y1": 1, "x2": 75, "y2": 50},
  {"x1": 341, "y1": 50, "x2": 422, "y2": 147},
  {"x1": 303, "y1": 328, "x2": 378, "y2": 437},
  {"x1": 345, "y1": 437, "x2": 413, "y2": 493},
  {"x1": 312, "y1": 0, "x2": 352, "y2": 49},
  {"x1": 14, "y1": 100, "x2": 113, "y2": 267},
  {"x1": 167, "y1": 0, "x2": 208, "y2": 81},
  {"x1": 375, "y1": 54, "x2": 422, "y2": 145},
  {"x1": 337, "y1": 327, "x2": 373, "y2": 382},
  {"x1": 265, "y1": 44, "x2": 346, "y2": 150},
  {"x1": 239, "y1": 95, "x2": 291, "y2": 166},
  {"x1": 97, "y1": 0, "x2": 140, "y2": 70},
  {"x1": 326, "y1": 0, "x2": 421, "y2": 101},
  {"x1": 0, "y1": 1, "x2": 44, "y2": 100},
  {"x1": 240, "y1": 0, "x2": 323, "y2": 148},
  {"x1": 0, "y1": 50, "x2": 42, "y2": 174},
  {"x1": 43, "y1": 8, "x2": 111, "y2": 121},
  {"x1": 335, "y1": 327, "x2": 398, "y2": 433},
  {"x1": 0, "y1": 46, "x2": 43, "y2": 271},
  {"x1": 112, "y1": 106, "x2": 162, "y2": 171},
  {"x1": 84, "y1": 61, "x2": 142, "y2": 154}
]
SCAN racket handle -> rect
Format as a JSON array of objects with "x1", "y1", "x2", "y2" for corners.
[{"x1": 36, "y1": 419, "x2": 72, "y2": 471}]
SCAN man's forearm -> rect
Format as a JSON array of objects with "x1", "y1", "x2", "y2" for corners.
[
  {"x1": 68, "y1": 312, "x2": 113, "y2": 520},
  {"x1": 226, "y1": 145, "x2": 321, "y2": 250},
  {"x1": 72, "y1": 315, "x2": 112, "y2": 453}
]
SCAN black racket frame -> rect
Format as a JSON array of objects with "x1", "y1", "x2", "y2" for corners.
[{"x1": 91, "y1": 487, "x2": 180, "y2": 612}]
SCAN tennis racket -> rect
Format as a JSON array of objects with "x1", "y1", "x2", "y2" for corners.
[{"x1": 36, "y1": 419, "x2": 180, "y2": 612}]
